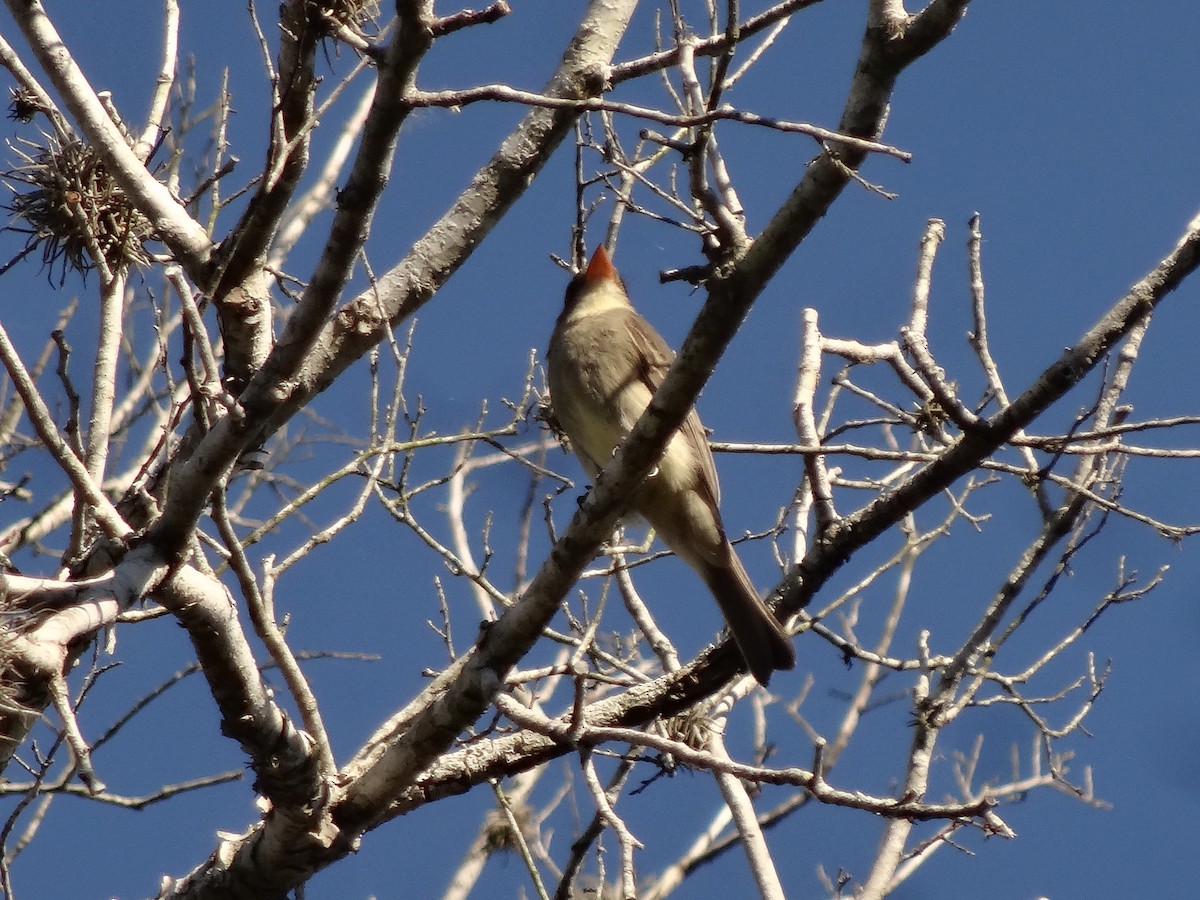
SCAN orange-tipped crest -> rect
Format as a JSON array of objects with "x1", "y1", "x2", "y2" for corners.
[{"x1": 584, "y1": 245, "x2": 618, "y2": 283}]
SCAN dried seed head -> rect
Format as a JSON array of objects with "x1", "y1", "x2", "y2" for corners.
[
  {"x1": 319, "y1": 0, "x2": 381, "y2": 34},
  {"x1": 7, "y1": 88, "x2": 43, "y2": 124},
  {"x1": 3, "y1": 134, "x2": 152, "y2": 282},
  {"x1": 662, "y1": 706, "x2": 715, "y2": 749},
  {"x1": 481, "y1": 801, "x2": 534, "y2": 855}
]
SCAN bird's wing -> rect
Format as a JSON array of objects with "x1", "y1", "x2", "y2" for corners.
[{"x1": 623, "y1": 313, "x2": 722, "y2": 508}]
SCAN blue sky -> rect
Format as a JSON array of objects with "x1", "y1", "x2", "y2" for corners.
[{"x1": 2, "y1": 2, "x2": 1200, "y2": 898}]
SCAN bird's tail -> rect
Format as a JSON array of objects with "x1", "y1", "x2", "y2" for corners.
[{"x1": 703, "y1": 546, "x2": 796, "y2": 686}]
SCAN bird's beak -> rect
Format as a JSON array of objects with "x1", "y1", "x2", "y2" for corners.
[{"x1": 584, "y1": 245, "x2": 618, "y2": 284}]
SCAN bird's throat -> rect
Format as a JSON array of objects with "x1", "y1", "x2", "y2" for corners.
[{"x1": 563, "y1": 280, "x2": 632, "y2": 324}]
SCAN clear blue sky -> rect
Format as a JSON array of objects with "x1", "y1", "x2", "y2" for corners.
[{"x1": 3, "y1": 2, "x2": 1199, "y2": 898}]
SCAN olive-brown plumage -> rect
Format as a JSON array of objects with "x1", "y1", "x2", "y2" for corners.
[{"x1": 546, "y1": 246, "x2": 795, "y2": 685}]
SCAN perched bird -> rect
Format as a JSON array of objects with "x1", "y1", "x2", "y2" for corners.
[{"x1": 546, "y1": 245, "x2": 796, "y2": 685}]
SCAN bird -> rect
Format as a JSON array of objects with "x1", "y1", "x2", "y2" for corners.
[{"x1": 546, "y1": 245, "x2": 796, "y2": 685}]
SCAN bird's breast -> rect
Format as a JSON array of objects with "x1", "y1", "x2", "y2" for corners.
[{"x1": 547, "y1": 316, "x2": 634, "y2": 473}]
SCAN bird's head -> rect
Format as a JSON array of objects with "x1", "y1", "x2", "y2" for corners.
[{"x1": 561, "y1": 245, "x2": 632, "y2": 321}]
